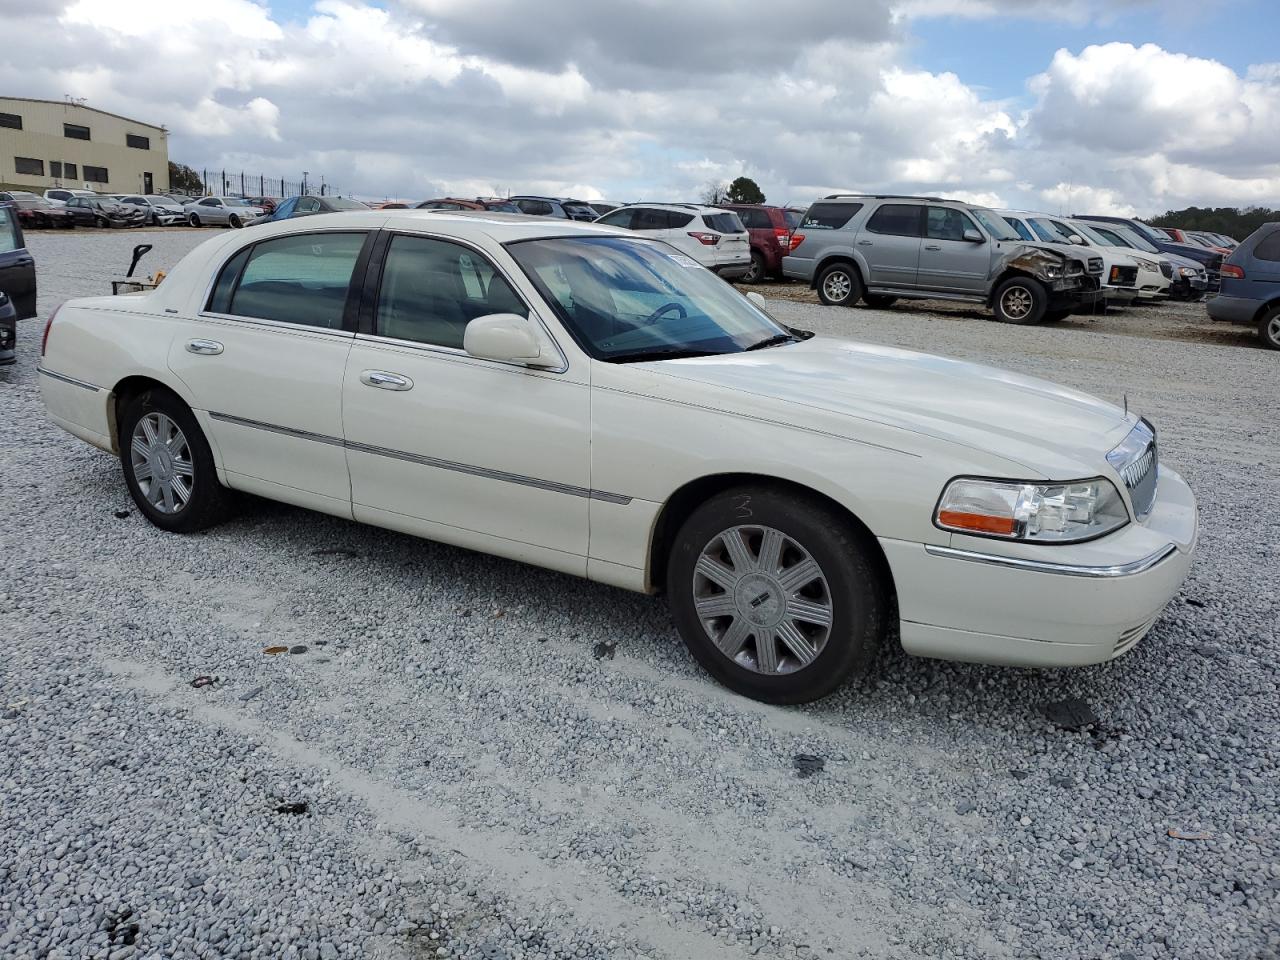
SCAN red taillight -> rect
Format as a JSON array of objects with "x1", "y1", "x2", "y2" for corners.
[
  {"x1": 1220, "y1": 263, "x2": 1245, "y2": 279},
  {"x1": 41, "y1": 304, "x2": 62, "y2": 356},
  {"x1": 789, "y1": 232, "x2": 805, "y2": 251},
  {"x1": 687, "y1": 231, "x2": 720, "y2": 246},
  {"x1": 774, "y1": 227, "x2": 790, "y2": 247}
]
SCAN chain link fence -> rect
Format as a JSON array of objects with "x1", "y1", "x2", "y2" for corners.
[{"x1": 172, "y1": 171, "x2": 343, "y2": 200}]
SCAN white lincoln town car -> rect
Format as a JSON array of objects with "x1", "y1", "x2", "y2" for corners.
[{"x1": 38, "y1": 211, "x2": 1198, "y2": 703}]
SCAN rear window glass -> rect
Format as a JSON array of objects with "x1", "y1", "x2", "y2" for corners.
[
  {"x1": 801, "y1": 202, "x2": 861, "y2": 230},
  {"x1": 865, "y1": 204, "x2": 921, "y2": 237},
  {"x1": 735, "y1": 208, "x2": 772, "y2": 229},
  {"x1": 702, "y1": 213, "x2": 744, "y2": 233},
  {"x1": 784, "y1": 209, "x2": 805, "y2": 229},
  {"x1": 1254, "y1": 231, "x2": 1280, "y2": 262}
]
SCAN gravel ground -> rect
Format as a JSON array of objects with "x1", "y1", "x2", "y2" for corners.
[{"x1": 2, "y1": 229, "x2": 1277, "y2": 960}]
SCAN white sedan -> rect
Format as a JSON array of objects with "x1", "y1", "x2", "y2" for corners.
[{"x1": 38, "y1": 211, "x2": 1198, "y2": 703}]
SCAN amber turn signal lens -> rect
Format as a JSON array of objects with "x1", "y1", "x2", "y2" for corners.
[{"x1": 936, "y1": 510, "x2": 1017, "y2": 535}]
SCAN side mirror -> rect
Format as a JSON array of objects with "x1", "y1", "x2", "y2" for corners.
[
  {"x1": 1067, "y1": 234, "x2": 1084, "y2": 245},
  {"x1": 464, "y1": 314, "x2": 555, "y2": 367},
  {"x1": 963, "y1": 229, "x2": 983, "y2": 243},
  {"x1": 745, "y1": 291, "x2": 767, "y2": 307}
]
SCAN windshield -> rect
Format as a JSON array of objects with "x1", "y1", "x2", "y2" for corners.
[
  {"x1": 969, "y1": 208, "x2": 1022, "y2": 241},
  {"x1": 507, "y1": 236, "x2": 789, "y2": 362},
  {"x1": 1028, "y1": 217, "x2": 1079, "y2": 244},
  {"x1": 1112, "y1": 226, "x2": 1160, "y2": 253},
  {"x1": 1066, "y1": 220, "x2": 1112, "y2": 247},
  {"x1": 326, "y1": 197, "x2": 368, "y2": 210},
  {"x1": 225, "y1": 198, "x2": 253, "y2": 206},
  {"x1": 145, "y1": 195, "x2": 173, "y2": 205},
  {"x1": 1147, "y1": 226, "x2": 1173, "y2": 241}
]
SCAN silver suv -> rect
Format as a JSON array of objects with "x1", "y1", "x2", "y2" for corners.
[{"x1": 782, "y1": 195, "x2": 1104, "y2": 324}]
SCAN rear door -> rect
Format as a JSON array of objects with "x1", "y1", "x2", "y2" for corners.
[
  {"x1": 0, "y1": 204, "x2": 36, "y2": 318},
  {"x1": 859, "y1": 203, "x2": 923, "y2": 288},
  {"x1": 916, "y1": 205, "x2": 989, "y2": 294},
  {"x1": 702, "y1": 211, "x2": 750, "y2": 269}
]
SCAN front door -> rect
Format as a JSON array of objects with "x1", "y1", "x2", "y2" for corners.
[
  {"x1": 341, "y1": 231, "x2": 590, "y2": 570},
  {"x1": 857, "y1": 203, "x2": 923, "y2": 288},
  {"x1": 916, "y1": 206, "x2": 991, "y2": 294},
  {"x1": 166, "y1": 230, "x2": 370, "y2": 514},
  {"x1": 0, "y1": 204, "x2": 36, "y2": 318}
]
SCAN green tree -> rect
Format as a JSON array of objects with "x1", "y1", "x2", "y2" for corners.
[
  {"x1": 726, "y1": 176, "x2": 765, "y2": 204},
  {"x1": 168, "y1": 161, "x2": 204, "y2": 195},
  {"x1": 1148, "y1": 205, "x2": 1277, "y2": 241}
]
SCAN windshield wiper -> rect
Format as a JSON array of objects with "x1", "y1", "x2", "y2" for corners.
[
  {"x1": 743, "y1": 333, "x2": 798, "y2": 351},
  {"x1": 607, "y1": 347, "x2": 723, "y2": 363}
]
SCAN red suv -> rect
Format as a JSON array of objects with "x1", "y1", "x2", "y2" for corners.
[{"x1": 721, "y1": 204, "x2": 806, "y2": 283}]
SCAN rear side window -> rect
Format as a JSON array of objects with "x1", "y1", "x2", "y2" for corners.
[
  {"x1": 801, "y1": 202, "x2": 861, "y2": 230},
  {"x1": 668, "y1": 211, "x2": 695, "y2": 228},
  {"x1": 865, "y1": 204, "x2": 922, "y2": 237},
  {"x1": 216, "y1": 232, "x2": 366, "y2": 329},
  {"x1": 1253, "y1": 231, "x2": 1280, "y2": 262},
  {"x1": 736, "y1": 208, "x2": 772, "y2": 229},
  {"x1": 702, "y1": 213, "x2": 744, "y2": 233}
]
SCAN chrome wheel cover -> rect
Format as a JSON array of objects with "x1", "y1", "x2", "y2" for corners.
[
  {"x1": 130, "y1": 412, "x2": 194, "y2": 514},
  {"x1": 692, "y1": 525, "x2": 834, "y2": 675},
  {"x1": 822, "y1": 271, "x2": 852, "y2": 302},
  {"x1": 1000, "y1": 285, "x2": 1033, "y2": 320},
  {"x1": 1267, "y1": 313, "x2": 1280, "y2": 347}
]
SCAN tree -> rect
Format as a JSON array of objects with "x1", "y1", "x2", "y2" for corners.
[
  {"x1": 168, "y1": 161, "x2": 203, "y2": 195},
  {"x1": 726, "y1": 176, "x2": 765, "y2": 205},
  {"x1": 700, "y1": 179, "x2": 729, "y2": 205},
  {"x1": 1148, "y1": 205, "x2": 1276, "y2": 241}
]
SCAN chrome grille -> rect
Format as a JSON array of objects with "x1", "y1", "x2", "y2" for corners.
[
  {"x1": 1107, "y1": 419, "x2": 1158, "y2": 520},
  {"x1": 1159, "y1": 261, "x2": 1173, "y2": 279},
  {"x1": 1087, "y1": 256, "x2": 1104, "y2": 275}
]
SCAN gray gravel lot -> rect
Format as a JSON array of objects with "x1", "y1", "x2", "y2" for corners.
[{"x1": 2, "y1": 228, "x2": 1278, "y2": 959}]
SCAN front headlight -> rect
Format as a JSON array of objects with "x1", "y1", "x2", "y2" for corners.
[
  {"x1": 1066, "y1": 259, "x2": 1084, "y2": 276},
  {"x1": 1134, "y1": 257, "x2": 1157, "y2": 271},
  {"x1": 1179, "y1": 266, "x2": 1198, "y2": 277},
  {"x1": 1042, "y1": 264, "x2": 1063, "y2": 280},
  {"x1": 935, "y1": 477, "x2": 1129, "y2": 543}
]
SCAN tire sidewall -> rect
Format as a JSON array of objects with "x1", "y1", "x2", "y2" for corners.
[
  {"x1": 992, "y1": 276, "x2": 1048, "y2": 324},
  {"x1": 816, "y1": 263, "x2": 862, "y2": 307},
  {"x1": 666, "y1": 486, "x2": 884, "y2": 704},
  {"x1": 743, "y1": 252, "x2": 765, "y2": 284},
  {"x1": 189, "y1": 213, "x2": 200, "y2": 227},
  {"x1": 1260, "y1": 307, "x2": 1280, "y2": 350},
  {"x1": 228, "y1": 215, "x2": 241, "y2": 229}
]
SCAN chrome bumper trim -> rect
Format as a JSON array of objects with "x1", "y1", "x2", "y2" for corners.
[
  {"x1": 924, "y1": 542, "x2": 1178, "y2": 579},
  {"x1": 37, "y1": 366, "x2": 102, "y2": 392}
]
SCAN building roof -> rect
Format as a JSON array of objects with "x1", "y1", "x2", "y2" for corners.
[{"x1": 0, "y1": 96, "x2": 167, "y2": 133}]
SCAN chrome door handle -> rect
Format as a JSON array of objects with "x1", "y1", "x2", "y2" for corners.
[
  {"x1": 924, "y1": 244, "x2": 942, "y2": 251},
  {"x1": 857, "y1": 240, "x2": 873, "y2": 246},
  {"x1": 360, "y1": 370, "x2": 413, "y2": 391},
  {"x1": 185, "y1": 339, "x2": 223, "y2": 355}
]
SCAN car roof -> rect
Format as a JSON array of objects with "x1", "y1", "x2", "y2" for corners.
[
  {"x1": 611, "y1": 202, "x2": 729, "y2": 214},
  {"x1": 241, "y1": 208, "x2": 631, "y2": 244}
]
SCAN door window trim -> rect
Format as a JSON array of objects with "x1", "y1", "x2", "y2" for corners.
[
  {"x1": 354, "y1": 228, "x2": 569, "y2": 374},
  {"x1": 197, "y1": 228, "x2": 376, "y2": 336},
  {"x1": 864, "y1": 203, "x2": 924, "y2": 238}
]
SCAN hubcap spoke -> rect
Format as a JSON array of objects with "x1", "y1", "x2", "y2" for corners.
[
  {"x1": 694, "y1": 594, "x2": 737, "y2": 620},
  {"x1": 720, "y1": 528, "x2": 754, "y2": 574},
  {"x1": 754, "y1": 630, "x2": 780, "y2": 673},
  {"x1": 130, "y1": 412, "x2": 193, "y2": 515},
  {"x1": 715, "y1": 618, "x2": 751, "y2": 659},
  {"x1": 788, "y1": 596, "x2": 833, "y2": 628},
  {"x1": 777, "y1": 558, "x2": 821, "y2": 594},
  {"x1": 775, "y1": 620, "x2": 819, "y2": 666},
  {"x1": 757, "y1": 528, "x2": 784, "y2": 575},
  {"x1": 695, "y1": 555, "x2": 736, "y2": 590}
]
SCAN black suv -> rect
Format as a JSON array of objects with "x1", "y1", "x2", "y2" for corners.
[{"x1": 0, "y1": 201, "x2": 37, "y2": 364}]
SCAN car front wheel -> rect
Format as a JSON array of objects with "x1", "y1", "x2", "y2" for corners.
[
  {"x1": 119, "y1": 388, "x2": 233, "y2": 533},
  {"x1": 188, "y1": 213, "x2": 201, "y2": 227},
  {"x1": 1259, "y1": 306, "x2": 1280, "y2": 351},
  {"x1": 816, "y1": 262, "x2": 863, "y2": 307},
  {"x1": 94, "y1": 215, "x2": 109, "y2": 228},
  {"x1": 228, "y1": 214, "x2": 242, "y2": 228},
  {"x1": 666, "y1": 485, "x2": 887, "y2": 704},
  {"x1": 992, "y1": 276, "x2": 1048, "y2": 324}
]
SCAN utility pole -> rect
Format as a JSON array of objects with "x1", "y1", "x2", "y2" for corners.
[{"x1": 302, "y1": 171, "x2": 309, "y2": 195}]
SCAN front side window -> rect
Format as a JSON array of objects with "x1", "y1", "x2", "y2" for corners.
[
  {"x1": 214, "y1": 232, "x2": 366, "y2": 329},
  {"x1": 0, "y1": 208, "x2": 18, "y2": 254},
  {"x1": 375, "y1": 235, "x2": 529, "y2": 349},
  {"x1": 200, "y1": 198, "x2": 220, "y2": 207},
  {"x1": 508, "y1": 236, "x2": 789, "y2": 362},
  {"x1": 865, "y1": 203, "x2": 922, "y2": 237},
  {"x1": 631, "y1": 209, "x2": 668, "y2": 231},
  {"x1": 925, "y1": 206, "x2": 977, "y2": 242},
  {"x1": 800, "y1": 202, "x2": 861, "y2": 231}
]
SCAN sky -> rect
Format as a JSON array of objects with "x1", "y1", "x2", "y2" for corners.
[{"x1": 2, "y1": 0, "x2": 1277, "y2": 215}]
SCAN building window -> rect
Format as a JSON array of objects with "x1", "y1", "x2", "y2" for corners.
[
  {"x1": 84, "y1": 165, "x2": 109, "y2": 183},
  {"x1": 0, "y1": 112, "x2": 21, "y2": 130},
  {"x1": 126, "y1": 133, "x2": 151, "y2": 150},
  {"x1": 64, "y1": 123, "x2": 91, "y2": 141},
  {"x1": 50, "y1": 161, "x2": 63, "y2": 178},
  {"x1": 14, "y1": 157, "x2": 45, "y2": 176},
  {"x1": 65, "y1": 163, "x2": 78, "y2": 181}
]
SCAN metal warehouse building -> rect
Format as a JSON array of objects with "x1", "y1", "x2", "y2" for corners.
[{"x1": 0, "y1": 97, "x2": 169, "y2": 195}]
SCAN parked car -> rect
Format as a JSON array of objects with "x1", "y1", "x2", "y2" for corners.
[
  {"x1": 35, "y1": 210, "x2": 1197, "y2": 703},
  {"x1": 119, "y1": 195, "x2": 187, "y2": 226},
  {"x1": 1180, "y1": 231, "x2": 1233, "y2": 254},
  {"x1": 1206, "y1": 221, "x2": 1280, "y2": 350},
  {"x1": 184, "y1": 196, "x2": 265, "y2": 228},
  {"x1": 1076, "y1": 221, "x2": 1208, "y2": 301},
  {"x1": 594, "y1": 203, "x2": 752, "y2": 279},
  {"x1": 510, "y1": 196, "x2": 597, "y2": 220},
  {"x1": 784, "y1": 195, "x2": 1102, "y2": 323},
  {"x1": 249, "y1": 195, "x2": 367, "y2": 225},
  {"x1": 1076, "y1": 215, "x2": 1222, "y2": 292},
  {"x1": 1061, "y1": 218, "x2": 1172, "y2": 301},
  {"x1": 0, "y1": 201, "x2": 36, "y2": 364},
  {"x1": 997, "y1": 209, "x2": 1140, "y2": 308},
  {"x1": 44, "y1": 188, "x2": 99, "y2": 206},
  {"x1": 721, "y1": 204, "x2": 807, "y2": 283},
  {"x1": 370, "y1": 201, "x2": 411, "y2": 210},
  {"x1": 245, "y1": 196, "x2": 279, "y2": 214},
  {"x1": 63, "y1": 196, "x2": 146, "y2": 228},
  {"x1": 0, "y1": 192, "x2": 75, "y2": 230},
  {"x1": 588, "y1": 202, "x2": 620, "y2": 216},
  {"x1": 476, "y1": 197, "x2": 522, "y2": 213}
]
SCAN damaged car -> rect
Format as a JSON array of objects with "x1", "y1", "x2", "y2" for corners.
[{"x1": 783, "y1": 196, "x2": 1103, "y2": 324}]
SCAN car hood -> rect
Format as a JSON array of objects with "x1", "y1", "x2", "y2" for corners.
[{"x1": 636, "y1": 337, "x2": 1135, "y2": 478}]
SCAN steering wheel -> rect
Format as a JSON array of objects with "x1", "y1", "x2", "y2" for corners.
[{"x1": 643, "y1": 301, "x2": 687, "y2": 325}]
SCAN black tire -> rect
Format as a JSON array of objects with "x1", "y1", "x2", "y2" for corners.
[
  {"x1": 228, "y1": 214, "x2": 242, "y2": 229},
  {"x1": 94, "y1": 215, "x2": 109, "y2": 228},
  {"x1": 151, "y1": 212, "x2": 161, "y2": 226},
  {"x1": 188, "y1": 213, "x2": 201, "y2": 227},
  {"x1": 118, "y1": 388, "x2": 233, "y2": 533},
  {"x1": 741, "y1": 252, "x2": 766, "y2": 285},
  {"x1": 1258, "y1": 306, "x2": 1280, "y2": 351},
  {"x1": 862, "y1": 294, "x2": 898, "y2": 309},
  {"x1": 1042, "y1": 309, "x2": 1073, "y2": 323},
  {"x1": 991, "y1": 275, "x2": 1048, "y2": 324},
  {"x1": 816, "y1": 262, "x2": 863, "y2": 307},
  {"x1": 666, "y1": 485, "x2": 887, "y2": 704}
]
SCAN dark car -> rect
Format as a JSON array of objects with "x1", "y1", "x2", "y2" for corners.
[
  {"x1": 252, "y1": 195, "x2": 369, "y2": 224},
  {"x1": 509, "y1": 196, "x2": 598, "y2": 220},
  {"x1": 0, "y1": 192, "x2": 74, "y2": 230},
  {"x1": 1076, "y1": 215, "x2": 1222, "y2": 291},
  {"x1": 0, "y1": 202, "x2": 37, "y2": 364},
  {"x1": 63, "y1": 196, "x2": 145, "y2": 228},
  {"x1": 415, "y1": 197, "x2": 521, "y2": 213},
  {"x1": 1206, "y1": 222, "x2": 1280, "y2": 350},
  {"x1": 721, "y1": 203, "x2": 806, "y2": 283}
]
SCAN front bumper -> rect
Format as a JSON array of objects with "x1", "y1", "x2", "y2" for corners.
[
  {"x1": 881, "y1": 465, "x2": 1198, "y2": 668},
  {"x1": 1206, "y1": 294, "x2": 1262, "y2": 326},
  {"x1": 1103, "y1": 287, "x2": 1139, "y2": 305},
  {"x1": 714, "y1": 263, "x2": 751, "y2": 281}
]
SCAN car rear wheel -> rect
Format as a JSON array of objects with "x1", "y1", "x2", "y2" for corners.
[
  {"x1": 1259, "y1": 306, "x2": 1280, "y2": 351},
  {"x1": 862, "y1": 294, "x2": 898, "y2": 309},
  {"x1": 666, "y1": 485, "x2": 887, "y2": 704},
  {"x1": 992, "y1": 276, "x2": 1048, "y2": 324},
  {"x1": 228, "y1": 214, "x2": 242, "y2": 229},
  {"x1": 816, "y1": 262, "x2": 863, "y2": 307},
  {"x1": 119, "y1": 388, "x2": 233, "y2": 533},
  {"x1": 188, "y1": 213, "x2": 201, "y2": 227},
  {"x1": 741, "y1": 252, "x2": 766, "y2": 284}
]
